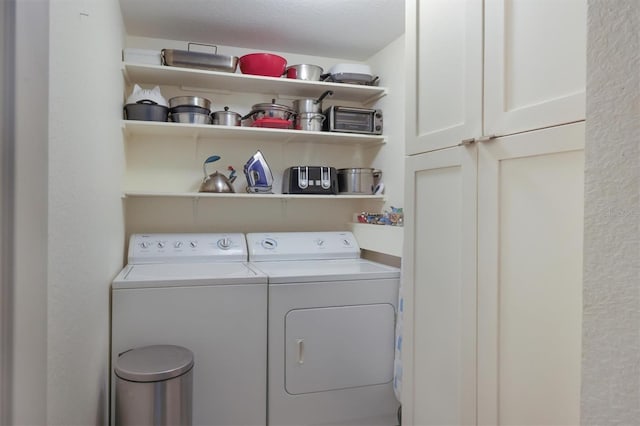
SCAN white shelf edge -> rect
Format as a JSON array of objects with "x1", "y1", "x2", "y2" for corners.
[
  {"x1": 349, "y1": 222, "x2": 404, "y2": 258},
  {"x1": 121, "y1": 120, "x2": 386, "y2": 146},
  {"x1": 123, "y1": 191, "x2": 386, "y2": 201},
  {"x1": 121, "y1": 62, "x2": 388, "y2": 104}
]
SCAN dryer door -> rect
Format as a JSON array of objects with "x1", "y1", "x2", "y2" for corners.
[{"x1": 285, "y1": 304, "x2": 395, "y2": 395}]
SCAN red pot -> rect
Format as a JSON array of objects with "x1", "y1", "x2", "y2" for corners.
[{"x1": 239, "y1": 53, "x2": 287, "y2": 77}]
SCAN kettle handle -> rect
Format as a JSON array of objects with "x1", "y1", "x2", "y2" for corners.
[{"x1": 203, "y1": 155, "x2": 221, "y2": 177}]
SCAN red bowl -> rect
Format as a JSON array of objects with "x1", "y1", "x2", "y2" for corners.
[{"x1": 239, "y1": 53, "x2": 287, "y2": 77}]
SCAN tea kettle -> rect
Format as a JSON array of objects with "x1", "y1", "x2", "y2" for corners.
[{"x1": 199, "y1": 155, "x2": 236, "y2": 193}]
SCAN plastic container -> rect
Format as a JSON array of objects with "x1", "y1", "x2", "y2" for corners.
[{"x1": 123, "y1": 48, "x2": 162, "y2": 65}]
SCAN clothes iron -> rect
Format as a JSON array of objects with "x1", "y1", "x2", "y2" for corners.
[{"x1": 243, "y1": 150, "x2": 274, "y2": 193}]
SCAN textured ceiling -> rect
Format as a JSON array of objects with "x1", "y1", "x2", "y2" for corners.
[{"x1": 119, "y1": 0, "x2": 405, "y2": 60}]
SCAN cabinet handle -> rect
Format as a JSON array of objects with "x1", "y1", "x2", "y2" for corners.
[
  {"x1": 458, "y1": 137, "x2": 476, "y2": 147},
  {"x1": 296, "y1": 339, "x2": 304, "y2": 365},
  {"x1": 458, "y1": 135, "x2": 497, "y2": 147},
  {"x1": 477, "y1": 134, "x2": 497, "y2": 143}
]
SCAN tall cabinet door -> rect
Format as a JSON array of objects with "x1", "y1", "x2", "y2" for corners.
[
  {"x1": 405, "y1": 0, "x2": 483, "y2": 155},
  {"x1": 484, "y1": 0, "x2": 586, "y2": 136},
  {"x1": 476, "y1": 122, "x2": 584, "y2": 425},
  {"x1": 402, "y1": 146, "x2": 477, "y2": 425}
]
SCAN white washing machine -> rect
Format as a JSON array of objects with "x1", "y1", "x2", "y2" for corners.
[
  {"x1": 247, "y1": 231, "x2": 400, "y2": 426},
  {"x1": 111, "y1": 233, "x2": 267, "y2": 426}
]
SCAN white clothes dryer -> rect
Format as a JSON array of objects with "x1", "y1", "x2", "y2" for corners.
[
  {"x1": 111, "y1": 233, "x2": 267, "y2": 426},
  {"x1": 247, "y1": 232, "x2": 400, "y2": 426}
]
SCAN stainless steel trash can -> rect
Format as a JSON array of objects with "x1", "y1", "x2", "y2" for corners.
[{"x1": 115, "y1": 345, "x2": 194, "y2": 426}]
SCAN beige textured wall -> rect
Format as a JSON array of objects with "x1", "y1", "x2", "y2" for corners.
[
  {"x1": 582, "y1": 1, "x2": 640, "y2": 423},
  {"x1": 12, "y1": 0, "x2": 49, "y2": 423},
  {"x1": 47, "y1": 0, "x2": 125, "y2": 424}
]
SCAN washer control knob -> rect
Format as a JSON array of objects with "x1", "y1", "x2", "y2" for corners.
[
  {"x1": 140, "y1": 241, "x2": 150, "y2": 249},
  {"x1": 261, "y1": 238, "x2": 277, "y2": 249},
  {"x1": 343, "y1": 239, "x2": 351, "y2": 246},
  {"x1": 174, "y1": 241, "x2": 183, "y2": 248},
  {"x1": 189, "y1": 241, "x2": 198, "y2": 248},
  {"x1": 316, "y1": 239, "x2": 325, "y2": 247},
  {"x1": 157, "y1": 241, "x2": 165, "y2": 248},
  {"x1": 217, "y1": 238, "x2": 231, "y2": 250}
]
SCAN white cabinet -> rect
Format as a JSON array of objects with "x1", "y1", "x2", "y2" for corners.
[
  {"x1": 476, "y1": 123, "x2": 583, "y2": 425},
  {"x1": 402, "y1": 146, "x2": 477, "y2": 425},
  {"x1": 404, "y1": 0, "x2": 483, "y2": 155},
  {"x1": 403, "y1": 0, "x2": 586, "y2": 421},
  {"x1": 403, "y1": 122, "x2": 584, "y2": 426},
  {"x1": 484, "y1": 0, "x2": 586, "y2": 136},
  {"x1": 405, "y1": 0, "x2": 586, "y2": 155}
]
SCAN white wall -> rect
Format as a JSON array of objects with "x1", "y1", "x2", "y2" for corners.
[
  {"x1": 582, "y1": 0, "x2": 640, "y2": 423},
  {"x1": 12, "y1": 0, "x2": 49, "y2": 423},
  {"x1": 368, "y1": 35, "x2": 406, "y2": 211},
  {"x1": 47, "y1": 0, "x2": 125, "y2": 424}
]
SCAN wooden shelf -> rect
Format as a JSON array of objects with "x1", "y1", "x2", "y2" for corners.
[
  {"x1": 122, "y1": 63, "x2": 388, "y2": 104},
  {"x1": 122, "y1": 120, "x2": 386, "y2": 146},
  {"x1": 349, "y1": 222, "x2": 404, "y2": 257},
  {"x1": 123, "y1": 191, "x2": 386, "y2": 201}
]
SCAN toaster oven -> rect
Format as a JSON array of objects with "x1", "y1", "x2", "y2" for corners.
[{"x1": 323, "y1": 106, "x2": 383, "y2": 135}]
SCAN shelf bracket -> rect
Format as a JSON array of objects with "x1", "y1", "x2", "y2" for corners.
[{"x1": 362, "y1": 88, "x2": 388, "y2": 107}]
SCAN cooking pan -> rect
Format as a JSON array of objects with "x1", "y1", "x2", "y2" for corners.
[
  {"x1": 162, "y1": 43, "x2": 238, "y2": 73},
  {"x1": 292, "y1": 90, "x2": 333, "y2": 114}
]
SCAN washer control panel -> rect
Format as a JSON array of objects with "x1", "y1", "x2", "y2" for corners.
[
  {"x1": 247, "y1": 232, "x2": 360, "y2": 261},
  {"x1": 128, "y1": 233, "x2": 248, "y2": 264}
]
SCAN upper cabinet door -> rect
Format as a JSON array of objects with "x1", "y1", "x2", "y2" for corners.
[
  {"x1": 484, "y1": 0, "x2": 586, "y2": 136},
  {"x1": 405, "y1": 0, "x2": 483, "y2": 155}
]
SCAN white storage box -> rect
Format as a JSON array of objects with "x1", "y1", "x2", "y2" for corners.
[{"x1": 123, "y1": 48, "x2": 162, "y2": 65}]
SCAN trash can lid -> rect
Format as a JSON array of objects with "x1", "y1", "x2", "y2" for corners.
[{"x1": 114, "y1": 345, "x2": 194, "y2": 383}]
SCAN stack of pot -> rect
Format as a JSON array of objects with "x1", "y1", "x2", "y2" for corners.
[
  {"x1": 293, "y1": 90, "x2": 333, "y2": 131},
  {"x1": 169, "y1": 96, "x2": 212, "y2": 124},
  {"x1": 242, "y1": 99, "x2": 297, "y2": 129}
]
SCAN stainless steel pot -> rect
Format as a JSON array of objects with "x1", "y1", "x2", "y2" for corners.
[
  {"x1": 168, "y1": 95, "x2": 211, "y2": 110},
  {"x1": 292, "y1": 90, "x2": 333, "y2": 114},
  {"x1": 170, "y1": 111, "x2": 212, "y2": 124},
  {"x1": 212, "y1": 106, "x2": 241, "y2": 126},
  {"x1": 295, "y1": 112, "x2": 325, "y2": 131},
  {"x1": 337, "y1": 168, "x2": 382, "y2": 194},
  {"x1": 242, "y1": 99, "x2": 296, "y2": 123},
  {"x1": 284, "y1": 64, "x2": 324, "y2": 81}
]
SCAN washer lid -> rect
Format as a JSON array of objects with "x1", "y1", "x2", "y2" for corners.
[
  {"x1": 250, "y1": 258, "x2": 400, "y2": 283},
  {"x1": 112, "y1": 262, "x2": 267, "y2": 289},
  {"x1": 114, "y1": 345, "x2": 194, "y2": 382}
]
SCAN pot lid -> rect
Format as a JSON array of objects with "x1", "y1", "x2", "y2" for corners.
[
  {"x1": 251, "y1": 98, "x2": 295, "y2": 113},
  {"x1": 213, "y1": 106, "x2": 241, "y2": 116},
  {"x1": 114, "y1": 345, "x2": 194, "y2": 382}
]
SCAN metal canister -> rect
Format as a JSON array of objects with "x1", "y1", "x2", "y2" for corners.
[{"x1": 115, "y1": 345, "x2": 194, "y2": 426}]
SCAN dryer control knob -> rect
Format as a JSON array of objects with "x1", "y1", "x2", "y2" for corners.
[
  {"x1": 261, "y1": 238, "x2": 277, "y2": 249},
  {"x1": 140, "y1": 241, "x2": 150, "y2": 249},
  {"x1": 189, "y1": 241, "x2": 198, "y2": 248},
  {"x1": 217, "y1": 238, "x2": 231, "y2": 250},
  {"x1": 174, "y1": 241, "x2": 183, "y2": 248}
]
